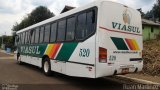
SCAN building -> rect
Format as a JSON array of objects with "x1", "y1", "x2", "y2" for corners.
[
  {"x1": 142, "y1": 19, "x2": 160, "y2": 40},
  {"x1": 60, "y1": 5, "x2": 75, "y2": 14}
]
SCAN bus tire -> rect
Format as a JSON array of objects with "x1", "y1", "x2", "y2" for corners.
[{"x1": 42, "y1": 57, "x2": 52, "y2": 76}]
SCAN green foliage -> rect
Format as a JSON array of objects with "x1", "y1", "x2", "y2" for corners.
[
  {"x1": 145, "y1": 0, "x2": 160, "y2": 21},
  {"x1": 29, "y1": 6, "x2": 54, "y2": 24},
  {"x1": 0, "y1": 36, "x2": 15, "y2": 50},
  {"x1": 144, "y1": 10, "x2": 154, "y2": 19},
  {"x1": 153, "y1": 0, "x2": 160, "y2": 21},
  {"x1": 12, "y1": 6, "x2": 54, "y2": 31}
]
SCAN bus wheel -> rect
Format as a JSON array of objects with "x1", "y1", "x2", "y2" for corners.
[{"x1": 43, "y1": 57, "x2": 52, "y2": 76}]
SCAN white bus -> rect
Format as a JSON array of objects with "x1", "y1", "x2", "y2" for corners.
[{"x1": 15, "y1": 0, "x2": 143, "y2": 78}]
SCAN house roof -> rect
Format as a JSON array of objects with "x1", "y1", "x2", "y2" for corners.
[
  {"x1": 142, "y1": 19, "x2": 160, "y2": 26},
  {"x1": 61, "y1": 5, "x2": 75, "y2": 14}
]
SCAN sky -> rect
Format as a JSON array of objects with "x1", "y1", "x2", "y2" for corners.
[{"x1": 0, "y1": 0, "x2": 156, "y2": 36}]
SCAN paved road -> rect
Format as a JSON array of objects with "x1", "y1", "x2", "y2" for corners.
[{"x1": 0, "y1": 52, "x2": 125, "y2": 90}]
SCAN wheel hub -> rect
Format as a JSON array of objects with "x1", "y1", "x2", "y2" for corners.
[{"x1": 44, "y1": 61, "x2": 49, "y2": 73}]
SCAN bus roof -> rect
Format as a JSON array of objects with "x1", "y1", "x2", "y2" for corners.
[{"x1": 16, "y1": 0, "x2": 134, "y2": 34}]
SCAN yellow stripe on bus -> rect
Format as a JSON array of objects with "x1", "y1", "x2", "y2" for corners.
[
  {"x1": 45, "y1": 44, "x2": 54, "y2": 55},
  {"x1": 132, "y1": 39, "x2": 140, "y2": 50}
]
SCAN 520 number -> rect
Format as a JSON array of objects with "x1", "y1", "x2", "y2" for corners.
[{"x1": 79, "y1": 49, "x2": 90, "y2": 57}]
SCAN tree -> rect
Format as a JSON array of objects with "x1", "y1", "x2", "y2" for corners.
[
  {"x1": 145, "y1": 0, "x2": 160, "y2": 21},
  {"x1": 29, "y1": 6, "x2": 54, "y2": 25},
  {"x1": 11, "y1": 6, "x2": 54, "y2": 50},
  {"x1": 0, "y1": 36, "x2": 14, "y2": 50},
  {"x1": 12, "y1": 6, "x2": 54, "y2": 31},
  {"x1": 153, "y1": 0, "x2": 160, "y2": 21},
  {"x1": 144, "y1": 10, "x2": 154, "y2": 19},
  {"x1": 12, "y1": 22, "x2": 19, "y2": 31}
]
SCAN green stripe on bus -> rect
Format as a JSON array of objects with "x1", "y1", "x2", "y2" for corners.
[
  {"x1": 18, "y1": 44, "x2": 48, "y2": 58},
  {"x1": 55, "y1": 43, "x2": 78, "y2": 61},
  {"x1": 111, "y1": 37, "x2": 129, "y2": 50}
]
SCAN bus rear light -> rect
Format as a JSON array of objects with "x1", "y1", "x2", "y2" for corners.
[{"x1": 99, "y1": 47, "x2": 107, "y2": 63}]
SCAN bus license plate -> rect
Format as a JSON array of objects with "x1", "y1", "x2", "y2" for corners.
[{"x1": 121, "y1": 68, "x2": 129, "y2": 74}]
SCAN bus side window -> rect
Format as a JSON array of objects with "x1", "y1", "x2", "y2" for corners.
[
  {"x1": 20, "y1": 33, "x2": 23, "y2": 45},
  {"x1": 21, "y1": 32, "x2": 25, "y2": 45},
  {"x1": 18, "y1": 34, "x2": 21, "y2": 45},
  {"x1": 15, "y1": 35, "x2": 19, "y2": 46},
  {"x1": 86, "y1": 10, "x2": 95, "y2": 36},
  {"x1": 39, "y1": 27, "x2": 44, "y2": 43},
  {"x1": 24, "y1": 31, "x2": 28, "y2": 44},
  {"x1": 31, "y1": 29, "x2": 35, "y2": 44},
  {"x1": 35, "y1": 28, "x2": 40, "y2": 43},
  {"x1": 57, "y1": 19, "x2": 66, "y2": 41},
  {"x1": 91, "y1": 10, "x2": 96, "y2": 23},
  {"x1": 27, "y1": 31, "x2": 30, "y2": 44},
  {"x1": 28, "y1": 30, "x2": 31, "y2": 44},
  {"x1": 76, "y1": 13, "x2": 86, "y2": 40},
  {"x1": 50, "y1": 22, "x2": 57, "y2": 42},
  {"x1": 44, "y1": 24, "x2": 50, "y2": 43},
  {"x1": 66, "y1": 16, "x2": 75, "y2": 41}
]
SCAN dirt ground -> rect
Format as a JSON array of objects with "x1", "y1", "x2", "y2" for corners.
[
  {"x1": 125, "y1": 73, "x2": 160, "y2": 83},
  {"x1": 125, "y1": 40, "x2": 160, "y2": 83},
  {"x1": 142, "y1": 40, "x2": 160, "y2": 76}
]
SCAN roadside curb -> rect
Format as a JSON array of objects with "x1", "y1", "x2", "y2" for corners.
[
  {"x1": 0, "y1": 50, "x2": 14, "y2": 56},
  {"x1": 104, "y1": 75, "x2": 160, "y2": 86},
  {"x1": 116, "y1": 75, "x2": 160, "y2": 85}
]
